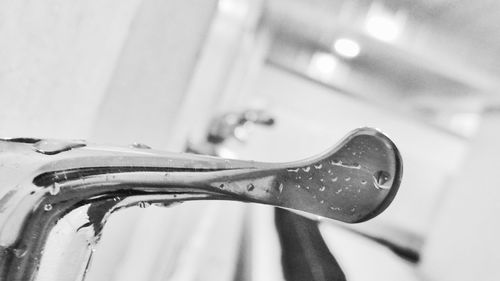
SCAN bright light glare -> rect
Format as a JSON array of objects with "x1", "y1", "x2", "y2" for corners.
[
  {"x1": 365, "y1": 15, "x2": 401, "y2": 41},
  {"x1": 308, "y1": 52, "x2": 339, "y2": 81},
  {"x1": 333, "y1": 38, "x2": 361, "y2": 58},
  {"x1": 218, "y1": 0, "x2": 249, "y2": 19}
]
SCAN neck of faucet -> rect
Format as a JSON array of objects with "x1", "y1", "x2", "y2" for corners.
[
  {"x1": 0, "y1": 141, "x2": 275, "y2": 281},
  {"x1": 0, "y1": 128, "x2": 402, "y2": 281}
]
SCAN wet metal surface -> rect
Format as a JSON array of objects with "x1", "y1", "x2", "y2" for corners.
[{"x1": 0, "y1": 127, "x2": 401, "y2": 281}]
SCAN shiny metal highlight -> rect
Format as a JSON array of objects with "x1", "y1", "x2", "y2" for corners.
[{"x1": 0, "y1": 127, "x2": 402, "y2": 281}]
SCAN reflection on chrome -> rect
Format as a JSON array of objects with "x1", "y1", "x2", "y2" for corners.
[{"x1": 0, "y1": 128, "x2": 401, "y2": 281}]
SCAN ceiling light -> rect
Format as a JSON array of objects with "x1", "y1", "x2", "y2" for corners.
[
  {"x1": 364, "y1": 4, "x2": 405, "y2": 42},
  {"x1": 308, "y1": 52, "x2": 339, "y2": 81},
  {"x1": 333, "y1": 38, "x2": 361, "y2": 58}
]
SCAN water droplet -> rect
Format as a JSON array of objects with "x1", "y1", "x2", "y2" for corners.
[
  {"x1": 374, "y1": 171, "x2": 391, "y2": 190},
  {"x1": 361, "y1": 180, "x2": 367, "y2": 185},
  {"x1": 352, "y1": 152, "x2": 357, "y2": 156},
  {"x1": 49, "y1": 183, "x2": 60, "y2": 195},
  {"x1": 130, "y1": 142, "x2": 151, "y2": 149},
  {"x1": 296, "y1": 184, "x2": 301, "y2": 188},
  {"x1": 335, "y1": 189, "x2": 342, "y2": 194},
  {"x1": 331, "y1": 177, "x2": 338, "y2": 182},
  {"x1": 330, "y1": 159, "x2": 360, "y2": 169},
  {"x1": 33, "y1": 140, "x2": 86, "y2": 155},
  {"x1": 345, "y1": 177, "x2": 351, "y2": 182},
  {"x1": 330, "y1": 206, "x2": 341, "y2": 211},
  {"x1": 320, "y1": 178, "x2": 324, "y2": 182},
  {"x1": 138, "y1": 201, "x2": 150, "y2": 208},
  {"x1": 314, "y1": 164, "x2": 322, "y2": 169},
  {"x1": 287, "y1": 168, "x2": 300, "y2": 173},
  {"x1": 1, "y1": 137, "x2": 41, "y2": 144},
  {"x1": 319, "y1": 186, "x2": 326, "y2": 191},
  {"x1": 328, "y1": 169, "x2": 332, "y2": 174},
  {"x1": 302, "y1": 166, "x2": 311, "y2": 172},
  {"x1": 247, "y1": 183, "x2": 255, "y2": 191},
  {"x1": 43, "y1": 204, "x2": 52, "y2": 211},
  {"x1": 320, "y1": 200, "x2": 324, "y2": 204},
  {"x1": 350, "y1": 207, "x2": 356, "y2": 212},
  {"x1": 13, "y1": 247, "x2": 27, "y2": 258},
  {"x1": 305, "y1": 186, "x2": 310, "y2": 190},
  {"x1": 278, "y1": 183, "x2": 284, "y2": 193}
]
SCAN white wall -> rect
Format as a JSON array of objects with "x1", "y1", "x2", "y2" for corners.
[{"x1": 0, "y1": 0, "x2": 142, "y2": 139}]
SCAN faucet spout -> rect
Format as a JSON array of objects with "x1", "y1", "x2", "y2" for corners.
[{"x1": 0, "y1": 127, "x2": 402, "y2": 281}]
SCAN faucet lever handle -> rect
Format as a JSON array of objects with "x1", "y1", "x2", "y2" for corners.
[
  {"x1": 0, "y1": 127, "x2": 402, "y2": 281},
  {"x1": 268, "y1": 127, "x2": 402, "y2": 222}
]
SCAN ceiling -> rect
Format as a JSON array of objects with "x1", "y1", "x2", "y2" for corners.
[{"x1": 256, "y1": 0, "x2": 500, "y2": 136}]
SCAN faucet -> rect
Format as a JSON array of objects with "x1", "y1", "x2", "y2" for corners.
[
  {"x1": 186, "y1": 109, "x2": 275, "y2": 156},
  {"x1": 0, "y1": 127, "x2": 402, "y2": 281}
]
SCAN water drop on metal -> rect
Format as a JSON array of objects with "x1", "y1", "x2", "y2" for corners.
[
  {"x1": 373, "y1": 170, "x2": 391, "y2": 190},
  {"x1": 13, "y1": 247, "x2": 27, "y2": 258},
  {"x1": 138, "y1": 201, "x2": 150, "y2": 208},
  {"x1": 130, "y1": 142, "x2": 151, "y2": 149},
  {"x1": 278, "y1": 183, "x2": 284, "y2": 193},
  {"x1": 33, "y1": 140, "x2": 86, "y2": 155},
  {"x1": 49, "y1": 183, "x2": 60, "y2": 195}
]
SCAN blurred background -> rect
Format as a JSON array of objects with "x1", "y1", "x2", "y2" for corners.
[{"x1": 1, "y1": 0, "x2": 500, "y2": 280}]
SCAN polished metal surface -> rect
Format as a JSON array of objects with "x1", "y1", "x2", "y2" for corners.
[{"x1": 0, "y1": 127, "x2": 401, "y2": 281}]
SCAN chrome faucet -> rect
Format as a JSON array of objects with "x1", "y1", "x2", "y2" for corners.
[{"x1": 0, "y1": 127, "x2": 402, "y2": 281}]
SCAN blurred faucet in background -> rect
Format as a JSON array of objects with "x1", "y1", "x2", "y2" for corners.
[{"x1": 187, "y1": 109, "x2": 275, "y2": 156}]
